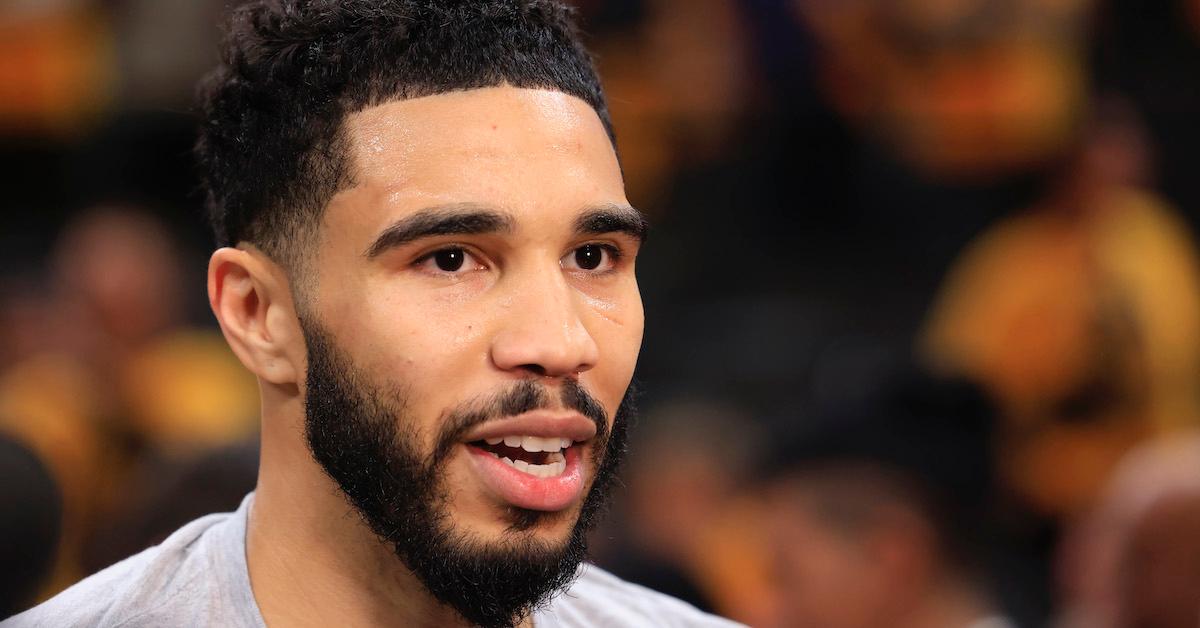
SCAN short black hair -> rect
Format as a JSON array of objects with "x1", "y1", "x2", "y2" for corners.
[{"x1": 196, "y1": 0, "x2": 613, "y2": 270}]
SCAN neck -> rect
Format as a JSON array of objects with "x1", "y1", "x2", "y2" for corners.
[{"x1": 245, "y1": 385, "x2": 532, "y2": 628}]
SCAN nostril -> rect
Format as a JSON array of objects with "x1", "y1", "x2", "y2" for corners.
[{"x1": 519, "y1": 364, "x2": 548, "y2": 377}]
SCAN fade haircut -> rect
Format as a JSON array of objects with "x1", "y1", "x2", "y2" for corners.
[{"x1": 196, "y1": 0, "x2": 614, "y2": 273}]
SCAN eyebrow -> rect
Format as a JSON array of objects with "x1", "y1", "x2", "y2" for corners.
[
  {"x1": 574, "y1": 203, "x2": 649, "y2": 242},
  {"x1": 362, "y1": 201, "x2": 649, "y2": 259},
  {"x1": 363, "y1": 204, "x2": 514, "y2": 258}
]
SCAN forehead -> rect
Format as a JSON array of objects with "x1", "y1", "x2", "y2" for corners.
[{"x1": 335, "y1": 86, "x2": 624, "y2": 229}]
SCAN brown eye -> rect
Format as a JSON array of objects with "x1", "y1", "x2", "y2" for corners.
[
  {"x1": 433, "y1": 248, "x2": 465, "y2": 272},
  {"x1": 415, "y1": 246, "x2": 484, "y2": 276},
  {"x1": 574, "y1": 244, "x2": 604, "y2": 270},
  {"x1": 561, "y1": 243, "x2": 620, "y2": 273}
]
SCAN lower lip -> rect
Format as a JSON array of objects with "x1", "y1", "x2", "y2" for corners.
[{"x1": 465, "y1": 443, "x2": 586, "y2": 512}]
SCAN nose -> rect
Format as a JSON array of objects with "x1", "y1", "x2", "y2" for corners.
[{"x1": 490, "y1": 270, "x2": 600, "y2": 379}]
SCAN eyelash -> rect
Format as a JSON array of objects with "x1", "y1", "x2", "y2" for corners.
[
  {"x1": 412, "y1": 244, "x2": 482, "y2": 273},
  {"x1": 597, "y1": 243, "x2": 622, "y2": 260}
]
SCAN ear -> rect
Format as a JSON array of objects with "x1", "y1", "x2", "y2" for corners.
[{"x1": 208, "y1": 246, "x2": 304, "y2": 386}]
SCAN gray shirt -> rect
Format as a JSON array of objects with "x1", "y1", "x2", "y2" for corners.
[{"x1": 5, "y1": 494, "x2": 739, "y2": 627}]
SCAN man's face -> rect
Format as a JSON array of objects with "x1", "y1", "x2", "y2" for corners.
[{"x1": 298, "y1": 86, "x2": 643, "y2": 624}]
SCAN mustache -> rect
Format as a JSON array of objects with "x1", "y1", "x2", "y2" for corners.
[{"x1": 432, "y1": 379, "x2": 609, "y2": 464}]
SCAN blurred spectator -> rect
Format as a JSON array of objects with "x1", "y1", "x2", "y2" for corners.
[
  {"x1": 52, "y1": 205, "x2": 186, "y2": 356},
  {"x1": 84, "y1": 438, "x2": 258, "y2": 573},
  {"x1": 45, "y1": 205, "x2": 258, "y2": 451},
  {"x1": 0, "y1": 275, "x2": 55, "y2": 367},
  {"x1": 793, "y1": 0, "x2": 1090, "y2": 182},
  {"x1": 0, "y1": 1, "x2": 112, "y2": 136},
  {"x1": 596, "y1": 397, "x2": 775, "y2": 625},
  {"x1": 1056, "y1": 432, "x2": 1200, "y2": 628},
  {"x1": 763, "y1": 367, "x2": 1014, "y2": 628},
  {"x1": 922, "y1": 102, "x2": 1200, "y2": 519},
  {"x1": 0, "y1": 205, "x2": 257, "y2": 597},
  {"x1": 589, "y1": 0, "x2": 757, "y2": 209},
  {"x1": 0, "y1": 433, "x2": 61, "y2": 618}
]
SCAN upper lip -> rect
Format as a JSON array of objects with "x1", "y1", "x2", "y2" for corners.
[{"x1": 462, "y1": 410, "x2": 598, "y2": 444}]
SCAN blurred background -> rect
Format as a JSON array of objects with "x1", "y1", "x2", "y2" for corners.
[{"x1": 2, "y1": 0, "x2": 1200, "y2": 626}]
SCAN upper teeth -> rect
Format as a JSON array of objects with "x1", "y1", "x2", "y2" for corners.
[{"x1": 485, "y1": 435, "x2": 572, "y2": 452}]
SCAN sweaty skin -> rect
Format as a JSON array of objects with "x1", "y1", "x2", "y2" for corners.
[{"x1": 208, "y1": 86, "x2": 643, "y2": 627}]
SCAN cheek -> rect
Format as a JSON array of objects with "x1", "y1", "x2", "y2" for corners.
[
  {"x1": 338, "y1": 286, "x2": 493, "y2": 405},
  {"x1": 360, "y1": 279, "x2": 492, "y2": 348},
  {"x1": 586, "y1": 278, "x2": 644, "y2": 344},
  {"x1": 587, "y1": 297, "x2": 643, "y2": 407}
]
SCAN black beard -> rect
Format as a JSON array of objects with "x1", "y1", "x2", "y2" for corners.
[{"x1": 299, "y1": 318, "x2": 633, "y2": 628}]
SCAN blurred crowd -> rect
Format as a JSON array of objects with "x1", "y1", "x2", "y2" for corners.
[{"x1": 3, "y1": 0, "x2": 1200, "y2": 626}]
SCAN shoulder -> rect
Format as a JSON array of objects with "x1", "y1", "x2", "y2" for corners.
[
  {"x1": 2, "y1": 511, "x2": 236, "y2": 628},
  {"x1": 538, "y1": 564, "x2": 744, "y2": 628}
]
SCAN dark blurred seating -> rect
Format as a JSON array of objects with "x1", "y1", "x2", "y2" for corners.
[
  {"x1": 0, "y1": 433, "x2": 61, "y2": 618},
  {"x1": 83, "y1": 439, "x2": 258, "y2": 573}
]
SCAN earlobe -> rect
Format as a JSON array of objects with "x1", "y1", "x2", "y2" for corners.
[{"x1": 208, "y1": 247, "x2": 303, "y2": 386}]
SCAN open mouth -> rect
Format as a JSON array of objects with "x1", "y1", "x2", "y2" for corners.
[{"x1": 468, "y1": 436, "x2": 576, "y2": 478}]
